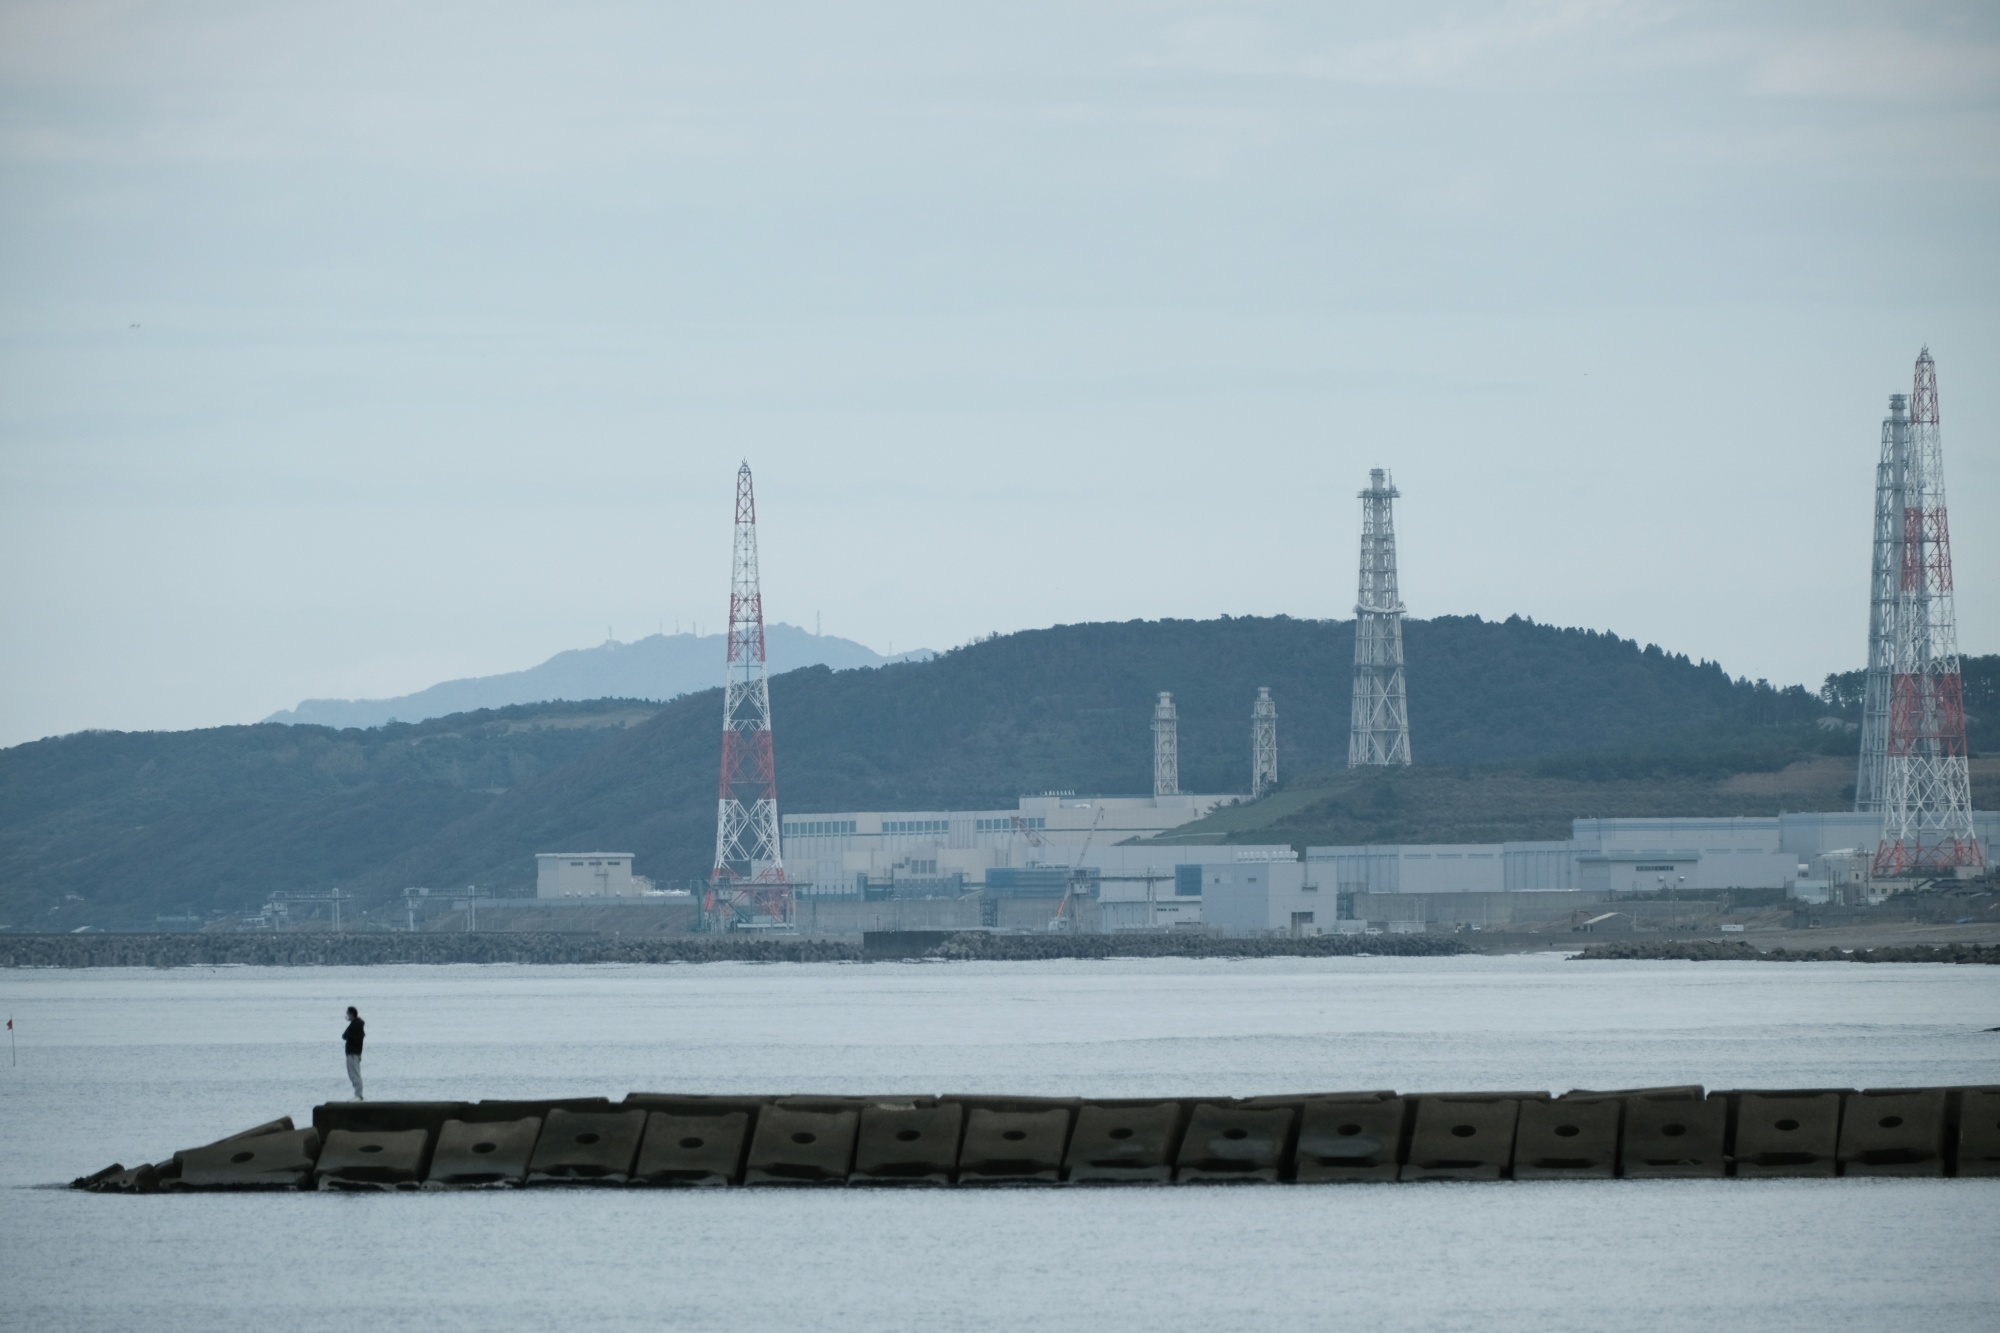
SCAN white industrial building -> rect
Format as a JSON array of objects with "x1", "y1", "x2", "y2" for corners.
[
  {"x1": 774, "y1": 792, "x2": 1338, "y2": 932},
  {"x1": 760, "y1": 792, "x2": 1995, "y2": 935},
  {"x1": 535, "y1": 852, "x2": 645, "y2": 899},
  {"x1": 779, "y1": 793, "x2": 1237, "y2": 899},
  {"x1": 1307, "y1": 811, "x2": 1999, "y2": 897}
]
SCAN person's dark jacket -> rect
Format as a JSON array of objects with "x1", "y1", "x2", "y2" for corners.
[{"x1": 343, "y1": 1018, "x2": 365, "y2": 1056}]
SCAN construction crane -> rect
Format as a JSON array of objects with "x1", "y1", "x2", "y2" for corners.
[{"x1": 1050, "y1": 806, "x2": 1105, "y2": 932}]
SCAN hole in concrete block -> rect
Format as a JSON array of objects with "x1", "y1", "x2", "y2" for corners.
[
  {"x1": 1336, "y1": 1123, "x2": 1362, "y2": 1137},
  {"x1": 894, "y1": 1129, "x2": 921, "y2": 1142},
  {"x1": 1554, "y1": 1125, "x2": 1580, "y2": 1138},
  {"x1": 229, "y1": 1151, "x2": 255, "y2": 1164},
  {"x1": 1774, "y1": 1119, "x2": 1799, "y2": 1132},
  {"x1": 1878, "y1": 1115, "x2": 1904, "y2": 1129},
  {"x1": 1108, "y1": 1128, "x2": 1134, "y2": 1140},
  {"x1": 791, "y1": 1131, "x2": 817, "y2": 1145},
  {"x1": 1001, "y1": 1130, "x2": 1027, "y2": 1142},
  {"x1": 1661, "y1": 1124, "x2": 1686, "y2": 1137},
  {"x1": 360, "y1": 1144, "x2": 384, "y2": 1154},
  {"x1": 472, "y1": 1142, "x2": 496, "y2": 1155},
  {"x1": 678, "y1": 1137, "x2": 705, "y2": 1150},
  {"x1": 1223, "y1": 1128, "x2": 1249, "y2": 1141},
  {"x1": 1450, "y1": 1125, "x2": 1476, "y2": 1138},
  {"x1": 576, "y1": 1133, "x2": 601, "y2": 1146}
]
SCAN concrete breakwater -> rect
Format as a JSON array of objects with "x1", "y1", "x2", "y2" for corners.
[
  {"x1": 891, "y1": 931, "x2": 1469, "y2": 961},
  {"x1": 1572, "y1": 940, "x2": 2000, "y2": 964},
  {"x1": 0, "y1": 930, "x2": 1469, "y2": 969},
  {"x1": 72, "y1": 1085, "x2": 2000, "y2": 1192},
  {"x1": 0, "y1": 933, "x2": 861, "y2": 969}
]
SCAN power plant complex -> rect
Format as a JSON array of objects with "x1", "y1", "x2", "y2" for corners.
[{"x1": 637, "y1": 350, "x2": 1985, "y2": 933}]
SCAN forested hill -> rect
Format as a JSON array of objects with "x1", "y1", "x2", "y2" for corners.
[{"x1": 0, "y1": 614, "x2": 1877, "y2": 927}]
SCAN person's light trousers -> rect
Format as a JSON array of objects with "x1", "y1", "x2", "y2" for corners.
[{"x1": 346, "y1": 1052, "x2": 364, "y2": 1099}]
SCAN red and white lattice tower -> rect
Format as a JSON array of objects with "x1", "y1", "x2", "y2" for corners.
[
  {"x1": 1873, "y1": 348, "x2": 1984, "y2": 878},
  {"x1": 705, "y1": 461, "x2": 793, "y2": 928}
]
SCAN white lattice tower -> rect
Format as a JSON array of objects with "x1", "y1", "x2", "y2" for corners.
[
  {"x1": 1349, "y1": 468, "x2": 1411, "y2": 767},
  {"x1": 1855, "y1": 393, "x2": 1908, "y2": 813},
  {"x1": 1252, "y1": 687, "x2": 1278, "y2": 797},
  {"x1": 1874, "y1": 349, "x2": 1983, "y2": 877},
  {"x1": 1153, "y1": 692, "x2": 1179, "y2": 797},
  {"x1": 706, "y1": 461, "x2": 792, "y2": 927}
]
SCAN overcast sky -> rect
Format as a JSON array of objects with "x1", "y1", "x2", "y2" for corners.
[{"x1": 2, "y1": 1, "x2": 1996, "y2": 747}]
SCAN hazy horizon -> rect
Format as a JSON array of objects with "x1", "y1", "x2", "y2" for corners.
[{"x1": 4, "y1": 2, "x2": 1996, "y2": 748}]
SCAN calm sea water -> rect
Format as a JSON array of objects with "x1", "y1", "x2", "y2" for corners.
[{"x1": 3, "y1": 953, "x2": 1998, "y2": 1331}]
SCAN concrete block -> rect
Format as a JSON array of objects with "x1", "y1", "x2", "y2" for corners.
[
  {"x1": 1838, "y1": 1089, "x2": 1947, "y2": 1176},
  {"x1": 1065, "y1": 1102, "x2": 1184, "y2": 1184},
  {"x1": 463, "y1": 1097, "x2": 610, "y2": 1123},
  {"x1": 1175, "y1": 1102, "x2": 1296, "y2": 1183},
  {"x1": 944, "y1": 1095, "x2": 1080, "y2": 1115},
  {"x1": 98, "y1": 1162, "x2": 162, "y2": 1194},
  {"x1": 744, "y1": 1105, "x2": 859, "y2": 1184},
  {"x1": 426, "y1": 1116, "x2": 541, "y2": 1187},
  {"x1": 623, "y1": 1094, "x2": 769, "y2": 1122},
  {"x1": 633, "y1": 1111, "x2": 751, "y2": 1186},
  {"x1": 1731, "y1": 1091, "x2": 1845, "y2": 1177},
  {"x1": 313, "y1": 1101, "x2": 463, "y2": 1142},
  {"x1": 70, "y1": 1162, "x2": 125, "y2": 1191},
  {"x1": 1621, "y1": 1092, "x2": 1726, "y2": 1178},
  {"x1": 170, "y1": 1116, "x2": 296, "y2": 1166},
  {"x1": 1401, "y1": 1096, "x2": 1519, "y2": 1181},
  {"x1": 1295, "y1": 1096, "x2": 1408, "y2": 1183},
  {"x1": 1244, "y1": 1090, "x2": 1395, "y2": 1107},
  {"x1": 851, "y1": 1102, "x2": 965, "y2": 1185},
  {"x1": 1513, "y1": 1096, "x2": 1620, "y2": 1179},
  {"x1": 1951, "y1": 1088, "x2": 2000, "y2": 1177},
  {"x1": 955, "y1": 1107, "x2": 1072, "y2": 1184},
  {"x1": 527, "y1": 1108, "x2": 647, "y2": 1184},
  {"x1": 177, "y1": 1127, "x2": 322, "y2": 1190},
  {"x1": 315, "y1": 1128, "x2": 430, "y2": 1190}
]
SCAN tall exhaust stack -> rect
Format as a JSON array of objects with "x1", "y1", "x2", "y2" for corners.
[
  {"x1": 1873, "y1": 348, "x2": 1983, "y2": 878},
  {"x1": 1252, "y1": 687, "x2": 1277, "y2": 798},
  {"x1": 1153, "y1": 692, "x2": 1179, "y2": 798},
  {"x1": 1855, "y1": 393, "x2": 1908, "y2": 812},
  {"x1": 706, "y1": 461, "x2": 793, "y2": 929},
  {"x1": 1349, "y1": 468, "x2": 1412, "y2": 767}
]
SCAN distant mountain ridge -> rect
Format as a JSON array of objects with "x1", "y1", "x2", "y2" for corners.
[{"x1": 263, "y1": 625, "x2": 933, "y2": 729}]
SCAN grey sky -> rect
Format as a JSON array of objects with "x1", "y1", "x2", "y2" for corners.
[{"x1": 2, "y1": 1, "x2": 1996, "y2": 747}]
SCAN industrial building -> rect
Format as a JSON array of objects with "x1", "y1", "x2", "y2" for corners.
[
  {"x1": 766, "y1": 796, "x2": 1998, "y2": 937},
  {"x1": 779, "y1": 793, "x2": 1237, "y2": 899},
  {"x1": 536, "y1": 852, "x2": 645, "y2": 899},
  {"x1": 1307, "y1": 811, "x2": 2000, "y2": 899}
]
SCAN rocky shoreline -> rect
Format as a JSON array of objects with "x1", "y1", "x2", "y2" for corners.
[
  {"x1": 0, "y1": 933, "x2": 860, "y2": 969},
  {"x1": 920, "y1": 932, "x2": 1469, "y2": 961},
  {"x1": 1, "y1": 930, "x2": 1470, "y2": 969},
  {"x1": 1571, "y1": 939, "x2": 2000, "y2": 964}
]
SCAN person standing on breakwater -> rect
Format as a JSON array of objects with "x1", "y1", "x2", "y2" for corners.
[{"x1": 342, "y1": 1006, "x2": 365, "y2": 1100}]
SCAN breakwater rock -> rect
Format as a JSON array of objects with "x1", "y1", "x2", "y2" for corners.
[
  {"x1": 0, "y1": 932, "x2": 863, "y2": 969},
  {"x1": 2, "y1": 929, "x2": 1470, "y2": 969},
  {"x1": 921, "y1": 932, "x2": 1470, "y2": 962},
  {"x1": 1571, "y1": 940, "x2": 2000, "y2": 964},
  {"x1": 74, "y1": 1083, "x2": 2000, "y2": 1190}
]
